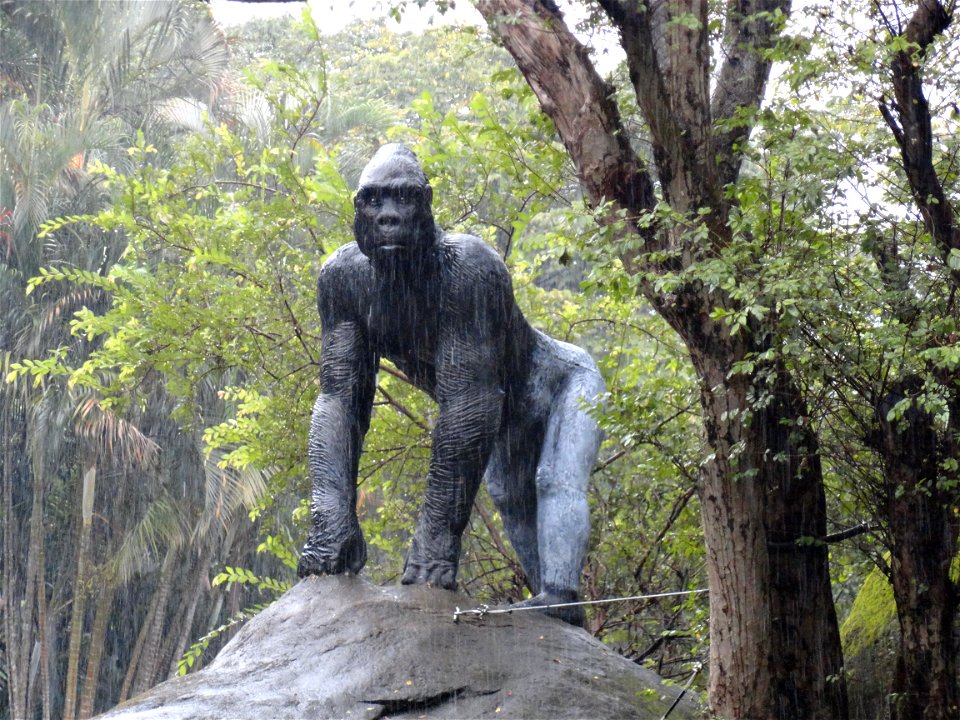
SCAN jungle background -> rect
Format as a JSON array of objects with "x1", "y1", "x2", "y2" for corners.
[{"x1": 0, "y1": 1, "x2": 958, "y2": 718}]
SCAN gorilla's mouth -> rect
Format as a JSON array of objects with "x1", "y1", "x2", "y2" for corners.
[{"x1": 372, "y1": 234, "x2": 408, "y2": 251}]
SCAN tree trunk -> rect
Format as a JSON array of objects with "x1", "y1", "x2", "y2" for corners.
[
  {"x1": 687, "y1": 336, "x2": 847, "y2": 719},
  {"x1": 874, "y1": 390, "x2": 959, "y2": 720},
  {"x1": 118, "y1": 604, "x2": 148, "y2": 704},
  {"x1": 875, "y1": 4, "x2": 960, "y2": 717},
  {"x1": 132, "y1": 547, "x2": 176, "y2": 695},
  {"x1": 15, "y1": 455, "x2": 45, "y2": 720},
  {"x1": 118, "y1": 549, "x2": 177, "y2": 703},
  {"x1": 36, "y1": 536, "x2": 52, "y2": 720},
  {"x1": 889, "y1": 490, "x2": 958, "y2": 720},
  {"x1": 63, "y1": 462, "x2": 97, "y2": 720},
  {"x1": 2, "y1": 399, "x2": 24, "y2": 720},
  {"x1": 77, "y1": 581, "x2": 116, "y2": 719},
  {"x1": 472, "y1": 2, "x2": 847, "y2": 717},
  {"x1": 694, "y1": 356, "x2": 775, "y2": 717},
  {"x1": 759, "y1": 363, "x2": 847, "y2": 719},
  {"x1": 165, "y1": 559, "x2": 208, "y2": 679}
]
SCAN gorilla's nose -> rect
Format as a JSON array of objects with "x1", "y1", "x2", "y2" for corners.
[{"x1": 377, "y1": 210, "x2": 400, "y2": 229}]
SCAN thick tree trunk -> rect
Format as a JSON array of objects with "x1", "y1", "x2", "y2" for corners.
[
  {"x1": 694, "y1": 358, "x2": 774, "y2": 717},
  {"x1": 760, "y1": 364, "x2": 847, "y2": 719},
  {"x1": 888, "y1": 488, "x2": 958, "y2": 720},
  {"x1": 875, "y1": 5, "x2": 960, "y2": 717},
  {"x1": 686, "y1": 330, "x2": 847, "y2": 719},
  {"x1": 874, "y1": 391, "x2": 959, "y2": 720},
  {"x1": 473, "y1": 2, "x2": 846, "y2": 717}
]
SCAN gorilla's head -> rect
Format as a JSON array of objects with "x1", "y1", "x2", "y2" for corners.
[{"x1": 353, "y1": 144, "x2": 436, "y2": 264}]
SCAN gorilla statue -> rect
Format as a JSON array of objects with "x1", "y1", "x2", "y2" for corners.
[{"x1": 297, "y1": 144, "x2": 604, "y2": 625}]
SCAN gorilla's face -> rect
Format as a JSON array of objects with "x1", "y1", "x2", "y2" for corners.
[{"x1": 353, "y1": 145, "x2": 435, "y2": 263}]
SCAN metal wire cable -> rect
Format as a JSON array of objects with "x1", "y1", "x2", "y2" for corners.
[{"x1": 452, "y1": 588, "x2": 708, "y2": 621}]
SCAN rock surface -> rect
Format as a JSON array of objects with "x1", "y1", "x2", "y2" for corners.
[{"x1": 99, "y1": 575, "x2": 700, "y2": 719}]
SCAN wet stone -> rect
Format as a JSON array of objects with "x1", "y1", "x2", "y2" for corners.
[{"x1": 97, "y1": 575, "x2": 700, "y2": 719}]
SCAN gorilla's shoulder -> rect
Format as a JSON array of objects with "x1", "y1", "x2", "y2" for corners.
[
  {"x1": 319, "y1": 242, "x2": 371, "y2": 286},
  {"x1": 441, "y1": 233, "x2": 508, "y2": 276},
  {"x1": 321, "y1": 241, "x2": 370, "y2": 273},
  {"x1": 317, "y1": 242, "x2": 372, "y2": 312}
]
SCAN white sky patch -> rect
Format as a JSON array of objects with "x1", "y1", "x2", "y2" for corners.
[
  {"x1": 209, "y1": 0, "x2": 483, "y2": 33},
  {"x1": 209, "y1": 1, "x2": 623, "y2": 73}
]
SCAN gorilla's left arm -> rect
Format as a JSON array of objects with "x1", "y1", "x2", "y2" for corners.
[{"x1": 401, "y1": 239, "x2": 509, "y2": 587}]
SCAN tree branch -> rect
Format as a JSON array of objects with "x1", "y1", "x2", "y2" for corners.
[
  {"x1": 473, "y1": 0, "x2": 657, "y2": 264},
  {"x1": 601, "y1": 0, "x2": 717, "y2": 216},
  {"x1": 768, "y1": 522, "x2": 879, "y2": 550},
  {"x1": 885, "y1": 0, "x2": 959, "y2": 272},
  {"x1": 711, "y1": 0, "x2": 792, "y2": 188}
]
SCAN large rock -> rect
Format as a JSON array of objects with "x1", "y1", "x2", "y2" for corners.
[{"x1": 99, "y1": 575, "x2": 700, "y2": 719}]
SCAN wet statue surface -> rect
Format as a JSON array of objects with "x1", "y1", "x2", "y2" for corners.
[{"x1": 297, "y1": 144, "x2": 604, "y2": 625}]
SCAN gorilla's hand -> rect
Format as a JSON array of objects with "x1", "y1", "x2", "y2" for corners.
[{"x1": 296, "y1": 518, "x2": 366, "y2": 578}]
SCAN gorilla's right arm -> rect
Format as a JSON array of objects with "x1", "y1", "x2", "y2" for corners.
[{"x1": 298, "y1": 250, "x2": 377, "y2": 578}]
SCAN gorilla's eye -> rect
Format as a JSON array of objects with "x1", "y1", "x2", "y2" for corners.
[
  {"x1": 358, "y1": 188, "x2": 382, "y2": 207},
  {"x1": 357, "y1": 186, "x2": 423, "y2": 207},
  {"x1": 393, "y1": 187, "x2": 420, "y2": 205}
]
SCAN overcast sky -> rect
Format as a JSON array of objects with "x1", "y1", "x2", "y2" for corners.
[{"x1": 209, "y1": 0, "x2": 483, "y2": 33}]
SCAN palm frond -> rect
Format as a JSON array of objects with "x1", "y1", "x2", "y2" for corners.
[
  {"x1": 108, "y1": 495, "x2": 186, "y2": 584},
  {"x1": 193, "y1": 448, "x2": 269, "y2": 542},
  {"x1": 322, "y1": 98, "x2": 398, "y2": 140},
  {"x1": 73, "y1": 393, "x2": 160, "y2": 470}
]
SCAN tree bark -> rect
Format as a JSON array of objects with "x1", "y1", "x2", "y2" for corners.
[
  {"x1": 759, "y1": 362, "x2": 845, "y2": 719},
  {"x1": 132, "y1": 547, "x2": 176, "y2": 695},
  {"x1": 165, "y1": 558, "x2": 209, "y2": 679},
  {"x1": 77, "y1": 581, "x2": 115, "y2": 719},
  {"x1": 875, "y1": 4, "x2": 960, "y2": 718},
  {"x1": 36, "y1": 537, "x2": 52, "y2": 720},
  {"x1": 872, "y1": 383, "x2": 958, "y2": 720},
  {"x1": 118, "y1": 549, "x2": 177, "y2": 704},
  {"x1": 2, "y1": 399, "x2": 24, "y2": 720},
  {"x1": 888, "y1": 478, "x2": 958, "y2": 720},
  {"x1": 473, "y1": 2, "x2": 847, "y2": 717},
  {"x1": 692, "y1": 349, "x2": 775, "y2": 717},
  {"x1": 63, "y1": 462, "x2": 97, "y2": 720},
  {"x1": 16, "y1": 450, "x2": 45, "y2": 720}
]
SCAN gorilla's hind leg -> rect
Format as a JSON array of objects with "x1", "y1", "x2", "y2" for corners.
[
  {"x1": 522, "y1": 365, "x2": 604, "y2": 625},
  {"x1": 485, "y1": 441, "x2": 541, "y2": 594}
]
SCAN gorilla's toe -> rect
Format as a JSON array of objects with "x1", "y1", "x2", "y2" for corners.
[
  {"x1": 400, "y1": 558, "x2": 457, "y2": 590},
  {"x1": 511, "y1": 589, "x2": 585, "y2": 627}
]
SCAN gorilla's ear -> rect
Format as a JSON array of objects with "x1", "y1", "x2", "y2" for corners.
[{"x1": 423, "y1": 184, "x2": 433, "y2": 207}]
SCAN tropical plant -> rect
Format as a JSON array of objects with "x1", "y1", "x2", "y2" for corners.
[{"x1": 1, "y1": 1, "x2": 230, "y2": 717}]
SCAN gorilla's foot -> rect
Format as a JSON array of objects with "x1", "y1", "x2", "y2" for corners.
[
  {"x1": 400, "y1": 557, "x2": 457, "y2": 590},
  {"x1": 511, "y1": 587, "x2": 585, "y2": 627},
  {"x1": 297, "y1": 523, "x2": 367, "y2": 578}
]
